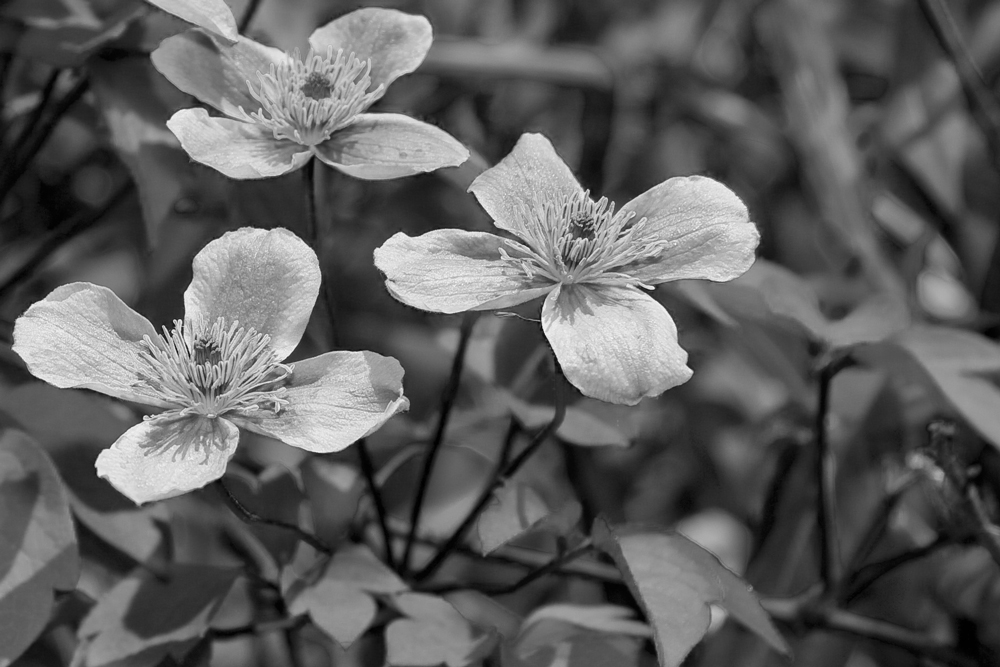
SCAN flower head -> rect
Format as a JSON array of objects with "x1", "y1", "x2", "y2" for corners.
[
  {"x1": 152, "y1": 7, "x2": 469, "y2": 180},
  {"x1": 14, "y1": 228, "x2": 409, "y2": 504},
  {"x1": 374, "y1": 133, "x2": 760, "y2": 405}
]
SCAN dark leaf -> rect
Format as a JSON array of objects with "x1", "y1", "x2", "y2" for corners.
[
  {"x1": 386, "y1": 593, "x2": 496, "y2": 667},
  {"x1": 0, "y1": 430, "x2": 79, "y2": 666}
]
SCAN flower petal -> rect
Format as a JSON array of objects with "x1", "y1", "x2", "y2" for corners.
[
  {"x1": 313, "y1": 113, "x2": 468, "y2": 180},
  {"x1": 542, "y1": 285, "x2": 692, "y2": 405},
  {"x1": 151, "y1": 29, "x2": 286, "y2": 119},
  {"x1": 12, "y1": 283, "x2": 170, "y2": 407},
  {"x1": 374, "y1": 229, "x2": 554, "y2": 313},
  {"x1": 167, "y1": 108, "x2": 312, "y2": 180},
  {"x1": 308, "y1": 7, "x2": 432, "y2": 99},
  {"x1": 233, "y1": 351, "x2": 409, "y2": 453},
  {"x1": 184, "y1": 227, "x2": 320, "y2": 360},
  {"x1": 620, "y1": 176, "x2": 759, "y2": 284},
  {"x1": 145, "y1": 0, "x2": 238, "y2": 41},
  {"x1": 468, "y1": 133, "x2": 583, "y2": 236},
  {"x1": 95, "y1": 416, "x2": 239, "y2": 504}
]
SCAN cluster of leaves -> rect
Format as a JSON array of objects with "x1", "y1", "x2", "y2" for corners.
[{"x1": 3, "y1": 1, "x2": 1000, "y2": 667}]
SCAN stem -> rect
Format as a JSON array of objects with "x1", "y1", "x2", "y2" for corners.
[
  {"x1": 815, "y1": 363, "x2": 840, "y2": 587},
  {"x1": 0, "y1": 75, "x2": 88, "y2": 202},
  {"x1": 356, "y1": 438, "x2": 396, "y2": 570},
  {"x1": 414, "y1": 363, "x2": 567, "y2": 583},
  {"x1": 401, "y1": 312, "x2": 477, "y2": 573},
  {"x1": 211, "y1": 615, "x2": 307, "y2": 640},
  {"x1": 303, "y1": 159, "x2": 317, "y2": 246},
  {"x1": 2, "y1": 69, "x2": 59, "y2": 171},
  {"x1": 0, "y1": 182, "x2": 131, "y2": 302},
  {"x1": 214, "y1": 479, "x2": 331, "y2": 554},
  {"x1": 842, "y1": 535, "x2": 951, "y2": 604},
  {"x1": 918, "y1": 0, "x2": 1000, "y2": 168},
  {"x1": 238, "y1": 0, "x2": 264, "y2": 32}
]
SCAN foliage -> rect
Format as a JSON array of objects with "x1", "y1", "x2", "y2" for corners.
[{"x1": 2, "y1": 1, "x2": 1000, "y2": 667}]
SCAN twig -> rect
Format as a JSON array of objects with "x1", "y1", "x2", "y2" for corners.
[
  {"x1": 401, "y1": 312, "x2": 477, "y2": 573},
  {"x1": 0, "y1": 75, "x2": 89, "y2": 201},
  {"x1": 210, "y1": 615, "x2": 308, "y2": 640},
  {"x1": 356, "y1": 439, "x2": 396, "y2": 570},
  {"x1": 414, "y1": 362, "x2": 567, "y2": 582},
  {"x1": 928, "y1": 421, "x2": 1000, "y2": 570},
  {"x1": 303, "y1": 159, "x2": 318, "y2": 246},
  {"x1": 842, "y1": 535, "x2": 951, "y2": 604},
  {"x1": 0, "y1": 182, "x2": 132, "y2": 302},
  {"x1": 918, "y1": 0, "x2": 1000, "y2": 167},
  {"x1": 238, "y1": 0, "x2": 263, "y2": 32},
  {"x1": 815, "y1": 363, "x2": 841, "y2": 587},
  {"x1": 1, "y1": 69, "x2": 59, "y2": 175},
  {"x1": 214, "y1": 479, "x2": 331, "y2": 554}
]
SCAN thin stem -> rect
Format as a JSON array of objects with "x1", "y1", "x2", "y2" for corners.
[
  {"x1": 414, "y1": 364, "x2": 567, "y2": 583},
  {"x1": 918, "y1": 0, "x2": 1000, "y2": 168},
  {"x1": 842, "y1": 535, "x2": 951, "y2": 604},
  {"x1": 3, "y1": 69, "x2": 59, "y2": 168},
  {"x1": 303, "y1": 159, "x2": 317, "y2": 246},
  {"x1": 214, "y1": 479, "x2": 331, "y2": 554},
  {"x1": 211, "y1": 615, "x2": 307, "y2": 640},
  {"x1": 238, "y1": 0, "x2": 264, "y2": 32},
  {"x1": 815, "y1": 363, "x2": 840, "y2": 587},
  {"x1": 356, "y1": 438, "x2": 397, "y2": 570},
  {"x1": 0, "y1": 182, "x2": 132, "y2": 302},
  {"x1": 401, "y1": 312, "x2": 477, "y2": 573},
  {"x1": 0, "y1": 75, "x2": 88, "y2": 201}
]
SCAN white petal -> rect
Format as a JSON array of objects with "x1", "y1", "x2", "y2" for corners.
[{"x1": 183, "y1": 227, "x2": 321, "y2": 360}]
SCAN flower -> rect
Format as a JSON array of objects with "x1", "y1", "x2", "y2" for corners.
[
  {"x1": 13, "y1": 228, "x2": 409, "y2": 504},
  {"x1": 151, "y1": 7, "x2": 469, "y2": 180},
  {"x1": 373, "y1": 133, "x2": 759, "y2": 405}
]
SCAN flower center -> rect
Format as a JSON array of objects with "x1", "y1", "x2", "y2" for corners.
[
  {"x1": 500, "y1": 191, "x2": 667, "y2": 286},
  {"x1": 242, "y1": 47, "x2": 384, "y2": 146},
  {"x1": 136, "y1": 317, "x2": 291, "y2": 421}
]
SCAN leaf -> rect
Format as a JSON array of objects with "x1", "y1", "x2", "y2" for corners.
[
  {"x1": 68, "y1": 490, "x2": 167, "y2": 565},
  {"x1": 0, "y1": 430, "x2": 79, "y2": 666},
  {"x1": 503, "y1": 393, "x2": 629, "y2": 448},
  {"x1": 143, "y1": 0, "x2": 237, "y2": 40},
  {"x1": 475, "y1": 481, "x2": 580, "y2": 555},
  {"x1": 386, "y1": 593, "x2": 497, "y2": 667},
  {"x1": 323, "y1": 544, "x2": 407, "y2": 594},
  {"x1": 300, "y1": 457, "x2": 362, "y2": 548},
  {"x1": 88, "y1": 58, "x2": 195, "y2": 243},
  {"x1": 76, "y1": 565, "x2": 239, "y2": 667},
  {"x1": 510, "y1": 604, "x2": 648, "y2": 667},
  {"x1": 877, "y1": 326, "x2": 1000, "y2": 450},
  {"x1": 288, "y1": 580, "x2": 377, "y2": 649},
  {"x1": 591, "y1": 519, "x2": 788, "y2": 666},
  {"x1": 520, "y1": 605, "x2": 651, "y2": 639}
]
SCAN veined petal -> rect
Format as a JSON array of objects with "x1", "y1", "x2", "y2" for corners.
[
  {"x1": 95, "y1": 416, "x2": 239, "y2": 504},
  {"x1": 167, "y1": 108, "x2": 312, "y2": 180},
  {"x1": 12, "y1": 283, "x2": 170, "y2": 407},
  {"x1": 542, "y1": 285, "x2": 692, "y2": 405},
  {"x1": 184, "y1": 228, "x2": 321, "y2": 361},
  {"x1": 151, "y1": 29, "x2": 286, "y2": 119},
  {"x1": 374, "y1": 229, "x2": 554, "y2": 313},
  {"x1": 313, "y1": 113, "x2": 468, "y2": 180},
  {"x1": 308, "y1": 8, "x2": 432, "y2": 99},
  {"x1": 620, "y1": 176, "x2": 758, "y2": 284},
  {"x1": 145, "y1": 0, "x2": 238, "y2": 41},
  {"x1": 233, "y1": 351, "x2": 409, "y2": 453},
  {"x1": 468, "y1": 133, "x2": 583, "y2": 236}
]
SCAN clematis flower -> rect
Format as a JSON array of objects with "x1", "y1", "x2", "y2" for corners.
[
  {"x1": 13, "y1": 228, "x2": 408, "y2": 504},
  {"x1": 374, "y1": 133, "x2": 759, "y2": 405},
  {"x1": 151, "y1": 7, "x2": 469, "y2": 180}
]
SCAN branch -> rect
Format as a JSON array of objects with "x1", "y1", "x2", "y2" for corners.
[
  {"x1": 210, "y1": 614, "x2": 308, "y2": 640},
  {"x1": 815, "y1": 363, "x2": 841, "y2": 587},
  {"x1": 214, "y1": 479, "x2": 331, "y2": 555},
  {"x1": 402, "y1": 312, "x2": 477, "y2": 573},
  {"x1": 356, "y1": 439, "x2": 396, "y2": 570},
  {"x1": 414, "y1": 364, "x2": 568, "y2": 582}
]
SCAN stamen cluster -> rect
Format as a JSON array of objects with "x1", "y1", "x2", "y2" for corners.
[
  {"x1": 501, "y1": 192, "x2": 667, "y2": 287},
  {"x1": 137, "y1": 317, "x2": 290, "y2": 425},
  {"x1": 243, "y1": 47, "x2": 384, "y2": 146}
]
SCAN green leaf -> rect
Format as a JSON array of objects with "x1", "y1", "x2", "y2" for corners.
[
  {"x1": 876, "y1": 325, "x2": 1000, "y2": 449},
  {"x1": 300, "y1": 458, "x2": 362, "y2": 548},
  {"x1": 76, "y1": 565, "x2": 239, "y2": 667},
  {"x1": 143, "y1": 0, "x2": 237, "y2": 40},
  {"x1": 68, "y1": 490, "x2": 167, "y2": 565},
  {"x1": 386, "y1": 593, "x2": 497, "y2": 667},
  {"x1": 323, "y1": 544, "x2": 407, "y2": 594},
  {"x1": 591, "y1": 519, "x2": 788, "y2": 666},
  {"x1": 88, "y1": 58, "x2": 196, "y2": 243},
  {"x1": 289, "y1": 580, "x2": 377, "y2": 649},
  {"x1": 0, "y1": 430, "x2": 79, "y2": 666},
  {"x1": 475, "y1": 481, "x2": 580, "y2": 555},
  {"x1": 503, "y1": 393, "x2": 629, "y2": 448}
]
